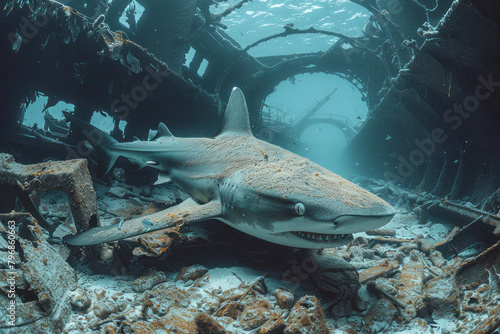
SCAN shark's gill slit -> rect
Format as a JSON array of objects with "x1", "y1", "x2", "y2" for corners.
[
  {"x1": 229, "y1": 186, "x2": 238, "y2": 209},
  {"x1": 220, "y1": 182, "x2": 226, "y2": 206}
]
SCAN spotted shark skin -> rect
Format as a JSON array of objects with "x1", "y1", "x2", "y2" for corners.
[{"x1": 63, "y1": 88, "x2": 395, "y2": 249}]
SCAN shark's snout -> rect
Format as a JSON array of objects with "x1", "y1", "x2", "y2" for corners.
[{"x1": 332, "y1": 204, "x2": 396, "y2": 234}]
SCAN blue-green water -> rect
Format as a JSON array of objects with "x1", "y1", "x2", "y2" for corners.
[
  {"x1": 25, "y1": 0, "x2": 369, "y2": 169},
  {"x1": 215, "y1": 0, "x2": 369, "y2": 56}
]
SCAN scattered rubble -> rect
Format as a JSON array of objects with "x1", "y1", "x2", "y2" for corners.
[
  {"x1": 238, "y1": 299, "x2": 272, "y2": 330},
  {"x1": 1, "y1": 174, "x2": 498, "y2": 334},
  {"x1": 285, "y1": 295, "x2": 329, "y2": 334},
  {"x1": 175, "y1": 265, "x2": 209, "y2": 283},
  {"x1": 306, "y1": 250, "x2": 360, "y2": 318},
  {"x1": 257, "y1": 316, "x2": 287, "y2": 334},
  {"x1": 362, "y1": 298, "x2": 398, "y2": 333},
  {"x1": 107, "y1": 186, "x2": 129, "y2": 199},
  {"x1": 0, "y1": 213, "x2": 80, "y2": 333},
  {"x1": 421, "y1": 274, "x2": 458, "y2": 319},
  {"x1": 274, "y1": 287, "x2": 295, "y2": 310},
  {"x1": 131, "y1": 268, "x2": 168, "y2": 293},
  {"x1": 69, "y1": 287, "x2": 92, "y2": 311},
  {"x1": 195, "y1": 313, "x2": 227, "y2": 334}
]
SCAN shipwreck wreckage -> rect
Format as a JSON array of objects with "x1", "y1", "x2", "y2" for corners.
[{"x1": 0, "y1": 0, "x2": 499, "y2": 332}]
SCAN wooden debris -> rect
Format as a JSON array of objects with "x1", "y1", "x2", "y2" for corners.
[
  {"x1": 455, "y1": 239, "x2": 500, "y2": 287},
  {"x1": 396, "y1": 253, "x2": 425, "y2": 322},
  {"x1": 0, "y1": 153, "x2": 98, "y2": 232},
  {"x1": 369, "y1": 237, "x2": 412, "y2": 244},
  {"x1": 434, "y1": 226, "x2": 460, "y2": 248},
  {"x1": 359, "y1": 259, "x2": 399, "y2": 284},
  {"x1": 366, "y1": 229, "x2": 397, "y2": 237},
  {"x1": 439, "y1": 200, "x2": 500, "y2": 234}
]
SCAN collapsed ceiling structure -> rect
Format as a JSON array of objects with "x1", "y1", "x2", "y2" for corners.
[{"x1": 0, "y1": 0, "x2": 499, "y2": 206}]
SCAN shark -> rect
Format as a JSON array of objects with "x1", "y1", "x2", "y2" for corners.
[{"x1": 63, "y1": 88, "x2": 395, "y2": 249}]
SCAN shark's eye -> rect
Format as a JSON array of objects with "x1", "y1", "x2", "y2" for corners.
[{"x1": 295, "y1": 202, "x2": 306, "y2": 216}]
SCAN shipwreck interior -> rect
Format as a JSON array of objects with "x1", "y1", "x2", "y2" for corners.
[
  {"x1": 1, "y1": 0, "x2": 499, "y2": 201},
  {"x1": 0, "y1": 0, "x2": 500, "y2": 333}
]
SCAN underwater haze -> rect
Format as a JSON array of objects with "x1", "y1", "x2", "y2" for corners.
[
  {"x1": 2, "y1": 0, "x2": 500, "y2": 333},
  {"x1": 26, "y1": 0, "x2": 370, "y2": 172}
]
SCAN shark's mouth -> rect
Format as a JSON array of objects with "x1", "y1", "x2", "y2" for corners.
[{"x1": 291, "y1": 231, "x2": 352, "y2": 242}]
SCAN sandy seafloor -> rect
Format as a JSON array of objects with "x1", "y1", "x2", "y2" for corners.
[{"x1": 32, "y1": 178, "x2": 499, "y2": 334}]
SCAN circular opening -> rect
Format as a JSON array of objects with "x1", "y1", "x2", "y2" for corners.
[{"x1": 262, "y1": 73, "x2": 368, "y2": 169}]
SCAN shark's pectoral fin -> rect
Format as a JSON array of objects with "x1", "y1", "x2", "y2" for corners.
[
  {"x1": 153, "y1": 172, "x2": 172, "y2": 185},
  {"x1": 63, "y1": 198, "x2": 222, "y2": 246}
]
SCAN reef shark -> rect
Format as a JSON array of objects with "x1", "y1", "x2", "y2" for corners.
[{"x1": 63, "y1": 88, "x2": 395, "y2": 249}]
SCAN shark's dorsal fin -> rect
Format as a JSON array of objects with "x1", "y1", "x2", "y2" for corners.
[
  {"x1": 158, "y1": 122, "x2": 174, "y2": 137},
  {"x1": 219, "y1": 87, "x2": 252, "y2": 136}
]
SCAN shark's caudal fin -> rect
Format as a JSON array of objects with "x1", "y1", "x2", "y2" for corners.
[
  {"x1": 63, "y1": 111, "x2": 119, "y2": 177},
  {"x1": 218, "y1": 87, "x2": 252, "y2": 136}
]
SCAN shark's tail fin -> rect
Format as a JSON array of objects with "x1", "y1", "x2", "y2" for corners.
[{"x1": 63, "y1": 111, "x2": 119, "y2": 177}]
